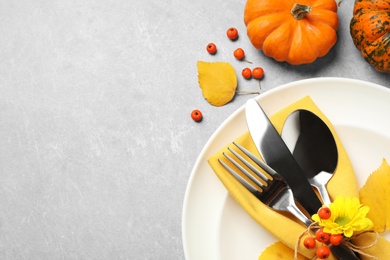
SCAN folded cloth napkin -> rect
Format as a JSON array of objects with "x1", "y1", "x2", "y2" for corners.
[{"x1": 208, "y1": 96, "x2": 390, "y2": 259}]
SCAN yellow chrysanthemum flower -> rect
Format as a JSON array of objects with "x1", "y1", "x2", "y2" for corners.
[{"x1": 312, "y1": 197, "x2": 373, "y2": 237}]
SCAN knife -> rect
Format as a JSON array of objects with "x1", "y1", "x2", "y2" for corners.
[{"x1": 245, "y1": 99, "x2": 322, "y2": 215}]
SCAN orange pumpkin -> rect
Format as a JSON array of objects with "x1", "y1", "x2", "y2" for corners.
[
  {"x1": 244, "y1": 0, "x2": 339, "y2": 65},
  {"x1": 350, "y1": 0, "x2": 390, "y2": 73}
]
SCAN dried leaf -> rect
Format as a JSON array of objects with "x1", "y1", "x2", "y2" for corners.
[
  {"x1": 197, "y1": 61, "x2": 237, "y2": 106},
  {"x1": 359, "y1": 158, "x2": 390, "y2": 233},
  {"x1": 258, "y1": 242, "x2": 308, "y2": 260}
]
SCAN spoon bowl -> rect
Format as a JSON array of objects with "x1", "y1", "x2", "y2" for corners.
[{"x1": 282, "y1": 109, "x2": 338, "y2": 205}]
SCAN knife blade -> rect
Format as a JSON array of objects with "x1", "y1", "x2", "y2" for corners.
[{"x1": 245, "y1": 99, "x2": 322, "y2": 215}]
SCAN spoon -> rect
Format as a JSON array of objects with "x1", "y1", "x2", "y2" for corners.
[
  {"x1": 282, "y1": 109, "x2": 338, "y2": 205},
  {"x1": 281, "y1": 111, "x2": 361, "y2": 259}
]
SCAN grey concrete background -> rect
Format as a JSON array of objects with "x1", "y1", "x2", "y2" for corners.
[{"x1": 0, "y1": 0, "x2": 389, "y2": 259}]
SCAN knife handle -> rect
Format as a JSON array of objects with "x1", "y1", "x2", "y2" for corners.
[{"x1": 330, "y1": 243, "x2": 360, "y2": 260}]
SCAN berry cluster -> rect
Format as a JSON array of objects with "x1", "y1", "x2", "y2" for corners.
[
  {"x1": 242, "y1": 67, "x2": 264, "y2": 80},
  {"x1": 196, "y1": 27, "x2": 265, "y2": 122},
  {"x1": 206, "y1": 27, "x2": 239, "y2": 55},
  {"x1": 303, "y1": 207, "x2": 343, "y2": 259},
  {"x1": 205, "y1": 27, "x2": 264, "y2": 81}
]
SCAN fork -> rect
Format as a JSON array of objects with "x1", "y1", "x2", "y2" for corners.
[{"x1": 218, "y1": 142, "x2": 312, "y2": 226}]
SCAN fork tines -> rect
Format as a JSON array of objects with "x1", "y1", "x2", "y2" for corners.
[{"x1": 218, "y1": 142, "x2": 281, "y2": 199}]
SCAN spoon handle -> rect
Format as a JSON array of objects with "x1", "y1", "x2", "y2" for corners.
[
  {"x1": 316, "y1": 184, "x2": 331, "y2": 205},
  {"x1": 309, "y1": 171, "x2": 332, "y2": 205}
]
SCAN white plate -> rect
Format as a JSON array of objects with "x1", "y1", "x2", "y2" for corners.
[{"x1": 182, "y1": 77, "x2": 390, "y2": 260}]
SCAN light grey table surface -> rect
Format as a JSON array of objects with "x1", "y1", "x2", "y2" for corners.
[{"x1": 0, "y1": 1, "x2": 389, "y2": 260}]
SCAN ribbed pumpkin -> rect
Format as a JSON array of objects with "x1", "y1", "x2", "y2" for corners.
[
  {"x1": 350, "y1": 0, "x2": 390, "y2": 73},
  {"x1": 244, "y1": 0, "x2": 338, "y2": 65}
]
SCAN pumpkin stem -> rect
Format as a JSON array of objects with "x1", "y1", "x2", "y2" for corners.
[{"x1": 291, "y1": 3, "x2": 312, "y2": 20}]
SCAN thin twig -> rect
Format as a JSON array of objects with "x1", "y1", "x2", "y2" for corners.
[{"x1": 235, "y1": 90, "x2": 259, "y2": 95}]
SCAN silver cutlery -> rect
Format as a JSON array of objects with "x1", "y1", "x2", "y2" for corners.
[
  {"x1": 245, "y1": 99, "x2": 322, "y2": 215},
  {"x1": 244, "y1": 99, "x2": 359, "y2": 258}
]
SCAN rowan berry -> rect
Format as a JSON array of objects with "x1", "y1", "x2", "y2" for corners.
[
  {"x1": 206, "y1": 43, "x2": 217, "y2": 54},
  {"x1": 234, "y1": 48, "x2": 245, "y2": 60},
  {"x1": 329, "y1": 234, "x2": 343, "y2": 246},
  {"x1": 303, "y1": 237, "x2": 316, "y2": 249},
  {"x1": 318, "y1": 207, "x2": 332, "y2": 220},
  {"x1": 315, "y1": 229, "x2": 330, "y2": 243},
  {"x1": 252, "y1": 67, "x2": 264, "y2": 79},
  {"x1": 233, "y1": 48, "x2": 252, "y2": 63},
  {"x1": 316, "y1": 245, "x2": 331, "y2": 259},
  {"x1": 241, "y1": 68, "x2": 252, "y2": 79},
  {"x1": 226, "y1": 27, "x2": 238, "y2": 40},
  {"x1": 191, "y1": 110, "x2": 203, "y2": 122}
]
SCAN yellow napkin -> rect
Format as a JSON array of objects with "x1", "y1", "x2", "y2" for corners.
[{"x1": 208, "y1": 96, "x2": 390, "y2": 259}]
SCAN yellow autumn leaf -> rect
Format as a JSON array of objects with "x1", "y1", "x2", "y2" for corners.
[
  {"x1": 359, "y1": 158, "x2": 390, "y2": 233},
  {"x1": 258, "y1": 242, "x2": 308, "y2": 260},
  {"x1": 197, "y1": 61, "x2": 237, "y2": 106}
]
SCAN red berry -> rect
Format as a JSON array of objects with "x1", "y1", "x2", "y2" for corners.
[
  {"x1": 234, "y1": 48, "x2": 245, "y2": 60},
  {"x1": 226, "y1": 27, "x2": 238, "y2": 40},
  {"x1": 206, "y1": 43, "x2": 217, "y2": 54},
  {"x1": 303, "y1": 237, "x2": 316, "y2": 249},
  {"x1": 329, "y1": 234, "x2": 343, "y2": 246},
  {"x1": 318, "y1": 207, "x2": 332, "y2": 220},
  {"x1": 252, "y1": 67, "x2": 264, "y2": 79},
  {"x1": 315, "y1": 229, "x2": 330, "y2": 243},
  {"x1": 316, "y1": 245, "x2": 331, "y2": 259},
  {"x1": 234, "y1": 48, "x2": 252, "y2": 63},
  {"x1": 241, "y1": 68, "x2": 252, "y2": 79},
  {"x1": 191, "y1": 109, "x2": 203, "y2": 122}
]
